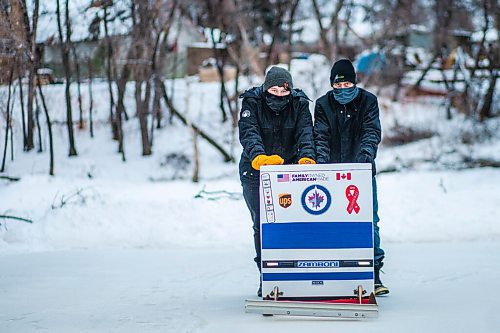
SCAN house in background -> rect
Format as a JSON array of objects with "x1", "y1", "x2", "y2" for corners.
[{"x1": 37, "y1": 12, "x2": 205, "y2": 80}]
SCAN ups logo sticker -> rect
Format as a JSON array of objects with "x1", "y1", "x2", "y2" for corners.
[{"x1": 278, "y1": 193, "x2": 292, "y2": 208}]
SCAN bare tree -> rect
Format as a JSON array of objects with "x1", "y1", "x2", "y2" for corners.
[
  {"x1": 71, "y1": 43, "x2": 84, "y2": 130},
  {"x1": 1, "y1": 61, "x2": 15, "y2": 172},
  {"x1": 286, "y1": 0, "x2": 300, "y2": 71},
  {"x1": 37, "y1": 83, "x2": 54, "y2": 176},
  {"x1": 102, "y1": 4, "x2": 119, "y2": 140},
  {"x1": 263, "y1": 0, "x2": 286, "y2": 71},
  {"x1": 56, "y1": 0, "x2": 77, "y2": 156},
  {"x1": 312, "y1": 0, "x2": 345, "y2": 60},
  {"x1": 150, "y1": 0, "x2": 177, "y2": 146},
  {"x1": 17, "y1": 74, "x2": 27, "y2": 149},
  {"x1": 87, "y1": 57, "x2": 94, "y2": 138},
  {"x1": 34, "y1": 90, "x2": 43, "y2": 152},
  {"x1": 7, "y1": 0, "x2": 37, "y2": 151},
  {"x1": 132, "y1": 0, "x2": 154, "y2": 156}
]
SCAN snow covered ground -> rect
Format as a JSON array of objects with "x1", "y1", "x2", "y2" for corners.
[
  {"x1": 1, "y1": 73, "x2": 500, "y2": 331},
  {"x1": 2, "y1": 241, "x2": 499, "y2": 333},
  {"x1": 1, "y1": 165, "x2": 500, "y2": 332}
]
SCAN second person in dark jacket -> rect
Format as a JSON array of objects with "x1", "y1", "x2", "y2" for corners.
[
  {"x1": 313, "y1": 59, "x2": 389, "y2": 296},
  {"x1": 239, "y1": 66, "x2": 316, "y2": 297}
]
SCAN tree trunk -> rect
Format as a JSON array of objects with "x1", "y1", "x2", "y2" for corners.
[
  {"x1": 103, "y1": 6, "x2": 119, "y2": 140},
  {"x1": 17, "y1": 75, "x2": 27, "y2": 150},
  {"x1": 9, "y1": 73, "x2": 16, "y2": 161},
  {"x1": 192, "y1": 130, "x2": 199, "y2": 183},
  {"x1": 167, "y1": 17, "x2": 183, "y2": 125},
  {"x1": 312, "y1": 0, "x2": 332, "y2": 60},
  {"x1": 37, "y1": 83, "x2": 54, "y2": 175},
  {"x1": 330, "y1": 0, "x2": 344, "y2": 59},
  {"x1": 287, "y1": 0, "x2": 300, "y2": 71},
  {"x1": 150, "y1": 86, "x2": 160, "y2": 146},
  {"x1": 88, "y1": 58, "x2": 94, "y2": 138},
  {"x1": 34, "y1": 91, "x2": 43, "y2": 152},
  {"x1": 185, "y1": 79, "x2": 199, "y2": 182},
  {"x1": 209, "y1": 27, "x2": 229, "y2": 123},
  {"x1": 135, "y1": 80, "x2": 152, "y2": 156},
  {"x1": 392, "y1": 37, "x2": 408, "y2": 101},
  {"x1": 264, "y1": 1, "x2": 285, "y2": 71},
  {"x1": 1, "y1": 63, "x2": 14, "y2": 172},
  {"x1": 71, "y1": 44, "x2": 84, "y2": 130},
  {"x1": 26, "y1": 0, "x2": 39, "y2": 151},
  {"x1": 56, "y1": 0, "x2": 77, "y2": 156},
  {"x1": 115, "y1": 65, "x2": 130, "y2": 160},
  {"x1": 479, "y1": 69, "x2": 497, "y2": 121}
]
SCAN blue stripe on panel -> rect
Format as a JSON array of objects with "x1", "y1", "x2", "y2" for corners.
[
  {"x1": 262, "y1": 271, "x2": 374, "y2": 281},
  {"x1": 262, "y1": 222, "x2": 373, "y2": 249}
]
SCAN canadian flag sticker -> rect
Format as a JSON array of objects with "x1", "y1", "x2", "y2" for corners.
[{"x1": 336, "y1": 172, "x2": 351, "y2": 181}]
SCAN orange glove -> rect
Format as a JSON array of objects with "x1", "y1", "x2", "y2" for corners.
[
  {"x1": 266, "y1": 155, "x2": 285, "y2": 165},
  {"x1": 298, "y1": 157, "x2": 316, "y2": 164},
  {"x1": 251, "y1": 155, "x2": 267, "y2": 170},
  {"x1": 251, "y1": 155, "x2": 284, "y2": 170}
]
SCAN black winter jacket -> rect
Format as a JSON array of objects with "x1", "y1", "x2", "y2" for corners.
[
  {"x1": 313, "y1": 88, "x2": 381, "y2": 175},
  {"x1": 239, "y1": 86, "x2": 315, "y2": 183}
]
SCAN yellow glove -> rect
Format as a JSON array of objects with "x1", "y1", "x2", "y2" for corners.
[
  {"x1": 266, "y1": 155, "x2": 285, "y2": 165},
  {"x1": 251, "y1": 155, "x2": 284, "y2": 170},
  {"x1": 298, "y1": 157, "x2": 316, "y2": 164},
  {"x1": 251, "y1": 155, "x2": 269, "y2": 170}
]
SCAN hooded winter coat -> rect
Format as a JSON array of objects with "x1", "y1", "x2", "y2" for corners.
[
  {"x1": 313, "y1": 87, "x2": 381, "y2": 175},
  {"x1": 238, "y1": 86, "x2": 316, "y2": 183}
]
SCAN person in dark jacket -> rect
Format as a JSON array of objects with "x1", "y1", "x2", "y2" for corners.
[
  {"x1": 239, "y1": 66, "x2": 316, "y2": 297},
  {"x1": 313, "y1": 59, "x2": 389, "y2": 296}
]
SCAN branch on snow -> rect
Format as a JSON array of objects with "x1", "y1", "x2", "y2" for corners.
[
  {"x1": 462, "y1": 157, "x2": 500, "y2": 168},
  {"x1": 51, "y1": 187, "x2": 100, "y2": 210},
  {"x1": 0, "y1": 215, "x2": 33, "y2": 224},
  {"x1": 0, "y1": 175, "x2": 21, "y2": 181},
  {"x1": 194, "y1": 185, "x2": 243, "y2": 201}
]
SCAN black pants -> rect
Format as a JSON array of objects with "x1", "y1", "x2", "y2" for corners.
[{"x1": 241, "y1": 179, "x2": 261, "y2": 271}]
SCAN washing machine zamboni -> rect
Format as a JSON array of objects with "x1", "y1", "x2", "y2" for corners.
[{"x1": 245, "y1": 163, "x2": 378, "y2": 318}]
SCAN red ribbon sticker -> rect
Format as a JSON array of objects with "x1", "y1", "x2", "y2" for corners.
[{"x1": 345, "y1": 185, "x2": 360, "y2": 214}]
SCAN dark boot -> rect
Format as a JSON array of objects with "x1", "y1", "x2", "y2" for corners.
[
  {"x1": 374, "y1": 265, "x2": 389, "y2": 296},
  {"x1": 257, "y1": 280, "x2": 262, "y2": 297}
]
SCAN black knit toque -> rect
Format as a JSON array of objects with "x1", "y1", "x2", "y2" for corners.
[
  {"x1": 330, "y1": 59, "x2": 356, "y2": 85},
  {"x1": 263, "y1": 66, "x2": 293, "y2": 91}
]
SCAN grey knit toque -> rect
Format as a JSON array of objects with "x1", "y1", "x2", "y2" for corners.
[{"x1": 263, "y1": 66, "x2": 293, "y2": 91}]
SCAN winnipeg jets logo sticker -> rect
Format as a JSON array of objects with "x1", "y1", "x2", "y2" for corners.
[
  {"x1": 301, "y1": 184, "x2": 331, "y2": 215},
  {"x1": 241, "y1": 110, "x2": 251, "y2": 118}
]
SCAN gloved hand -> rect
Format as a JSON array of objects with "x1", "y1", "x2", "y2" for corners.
[
  {"x1": 251, "y1": 155, "x2": 268, "y2": 170},
  {"x1": 298, "y1": 157, "x2": 316, "y2": 164},
  {"x1": 266, "y1": 155, "x2": 285, "y2": 165},
  {"x1": 355, "y1": 153, "x2": 372, "y2": 164},
  {"x1": 251, "y1": 155, "x2": 284, "y2": 170}
]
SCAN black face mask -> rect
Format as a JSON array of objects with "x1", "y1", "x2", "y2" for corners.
[{"x1": 265, "y1": 92, "x2": 290, "y2": 113}]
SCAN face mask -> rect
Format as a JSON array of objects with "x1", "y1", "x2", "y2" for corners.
[
  {"x1": 265, "y1": 92, "x2": 290, "y2": 113},
  {"x1": 333, "y1": 86, "x2": 359, "y2": 105}
]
